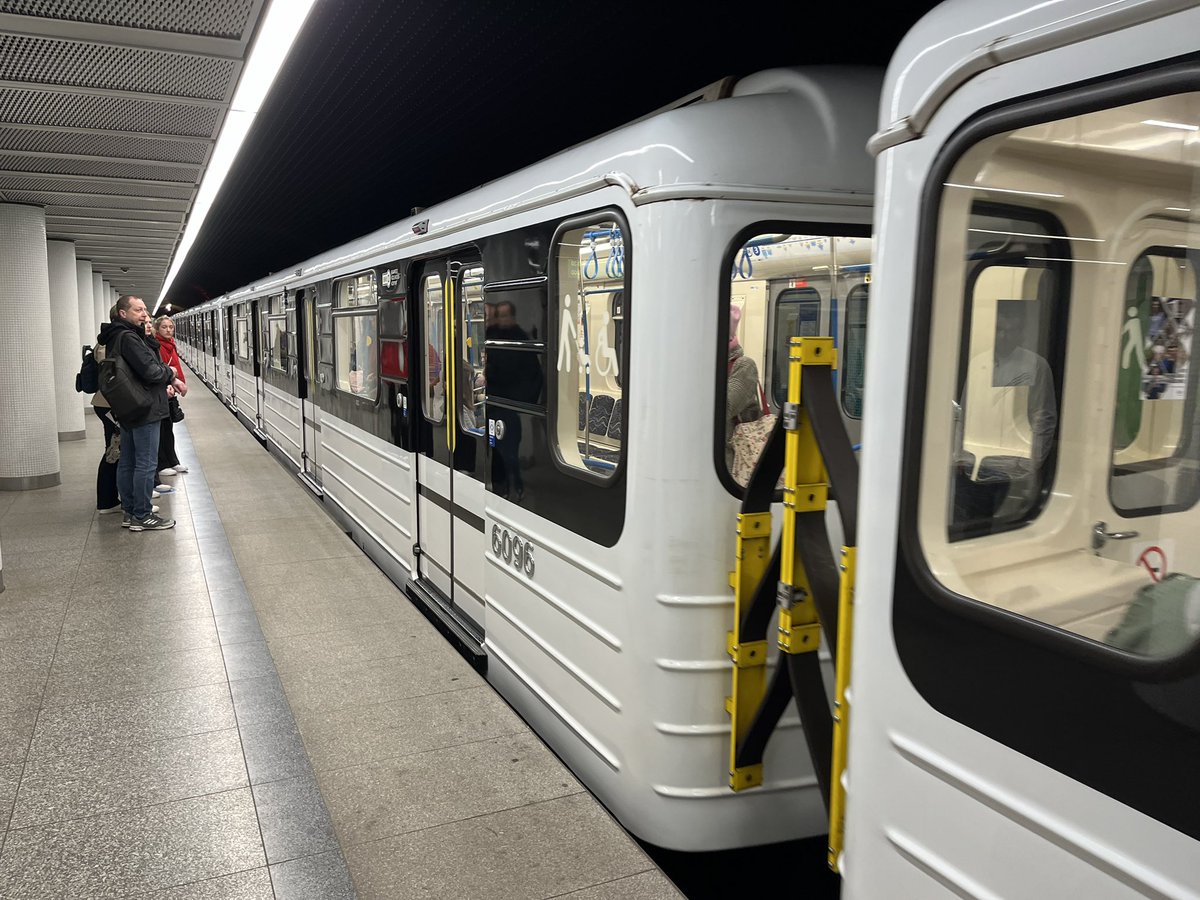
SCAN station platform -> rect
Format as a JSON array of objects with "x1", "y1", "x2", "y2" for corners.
[{"x1": 0, "y1": 374, "x2": 683, "y2": 900}]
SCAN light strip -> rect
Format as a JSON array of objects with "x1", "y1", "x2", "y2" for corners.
[
  {"x1": 153, "y1": 0, "x2": 318, "y2": 314},
  {"x1": 969, "y1": 228, "x2": 1103, "y2": 242},
  {"x1": 1025, "y1": 257, "x2": 1126, "y2": 266},
  {"x1": 1166, "y1": 207, "x2": 1193, "y2": 213},
  {"x1": 944, "y1": 182, "x2": 1064, "y2": 199},
  {"x1": 1141, "y1": 119, "x2": 1199, "y2": 132}
]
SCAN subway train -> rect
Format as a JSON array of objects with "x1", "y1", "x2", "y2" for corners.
[{"x1": 175, "y1": 0, "x2": 1200, "y2": 894}]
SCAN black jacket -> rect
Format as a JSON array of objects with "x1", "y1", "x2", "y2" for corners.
[{"x1": 100, "y1": 319, "x2": 175, "y2": 427}]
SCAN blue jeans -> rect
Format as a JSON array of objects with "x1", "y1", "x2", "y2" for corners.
[{"x1": 117, "y1": 420, "x2": 161, "y2": 520}]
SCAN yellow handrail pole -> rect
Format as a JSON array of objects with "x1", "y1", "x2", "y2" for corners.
[
  {"x1": 777, "y1": 337, "x2": 832, "y2": 655},
  {"x1": 444, "y1": 275, "x2": 456, "y2": 454},
  {"x1": 828, "y1": 546, "x2": 856, "y2": 872},
  {"x1": 726, "y1": 508, "x2": 771, "y2": 790}
]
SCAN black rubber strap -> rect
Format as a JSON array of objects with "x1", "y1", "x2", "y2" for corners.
[
  {"x1": 741, "y1": 414, "x2": 786, "y2": 515},
  {"x1": 802, "y1": 365, "x2": 859, "y2": 547},
  {"x1": 734, "y1": 660, "x2": 792, "y2": 771},
  {"x1": 795, "y1": 511, "x2": 840, "y2": 647},
  {"x1": 788, "y1": 651, "x2": 833, "y2": 811},
  {"x1": 741, "y1": 541, "x2": 781, "y2": 643}
]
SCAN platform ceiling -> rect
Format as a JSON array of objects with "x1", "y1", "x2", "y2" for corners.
[{"x1": 0, "y1": 1, "x2": 944, "y2": 309}]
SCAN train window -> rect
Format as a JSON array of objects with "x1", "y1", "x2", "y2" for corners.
[
  {"x1": 723, "y1": 232, "x2": 872, "y2": 487},
  {"x1": 333, "y1": 272, "x2": 378, "y2": 401},
  {"x1": 335, "y1": 271, "x2": 377, "y2": 308},
  {"x1": 1111, "y1": 249, "x2": 1199, "y2": 517},
  {"x1": 917, "y1": 91, "x2": 1200, "y2": 657},
  {"x1": 268, "y1": 317, "x2": 286, "y2": 372},
  {"x1": 553, "y1": 219, "x2": 627, "y2": 479},
  {"x1": 423, "y1": 273, "x2": 445, "y2": 423},
  {"x1": 236, "y1": 317, "x2": 249, "y2": 360},
  {"x1": 950, "y1": 210, "x2": 1066, "y2": 541},
  {"x1": 459, "y1": 265, "x2": 487, "y2": 435},
  {"x1": 842, "y1": 284, "x2": 868, "y2": 418}
]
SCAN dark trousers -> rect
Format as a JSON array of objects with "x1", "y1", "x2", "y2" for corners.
[
  {"x1": 158, "y1": 416, "x2": 179, "y2": 471},
  {"x1": 94, "y1": 407, "x2": 120, "y2": 510},
  {"x1": 117, "y1": 420, "x2": 161, "y2": 520}
]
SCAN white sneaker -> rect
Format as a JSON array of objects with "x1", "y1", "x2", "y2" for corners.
[
  {"x1": 172, "y1": 464, "x2": 189, "y2": 473},
  {"x1": 155, "y1": 484, "x2": 174, "y2": 493},
  {"x1": 159, "y1": 468, "x2": 178, "y2": 476},
  {"x1": 152, "y1": 490, "x2": 160, "y2": 499},
  {"x1": 152, "y1": 504, "x2": 160, "y2": 513}
]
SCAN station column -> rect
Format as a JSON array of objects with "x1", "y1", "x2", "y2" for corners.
[
  {"x1": 0, "y1": 203, "x2": 61, "y2": 490},
  {"x1": 92, "y1": 272, "x2": 106, "y2": 335},
  {"x1": 46, "y1": 239, "x2": 85, "y2": 441}
]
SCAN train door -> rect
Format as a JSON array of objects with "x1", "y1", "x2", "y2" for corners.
[
  {"x1": 847, "y1": 7, "x2": 1200, "y2": 898},
  {"x1": 207, "y1": 310, "x2": 217, "y2": 384},
  {"x1": 224, "y1": 306, "x2": 236, "y2": 400},
  {"x1": 414, "y1": 255, "x2": 489, "y2": 641},
  {"x1": 297, "y1": 286, "x2": 323, "y2": 493},
  {"x1": 250, "y1": 298, "x2": 265, "y2": 438}
]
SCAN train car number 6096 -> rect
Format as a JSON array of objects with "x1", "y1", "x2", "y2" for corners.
[{"x1": 491, "y1": 524, "x2": 535, "y2": 578}]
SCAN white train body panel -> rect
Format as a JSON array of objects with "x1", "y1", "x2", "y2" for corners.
[{"x1": 848, "y1": 2, "x2": 1200, "y2": 898}]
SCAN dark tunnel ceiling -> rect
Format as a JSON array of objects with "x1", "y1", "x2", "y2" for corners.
[{"x1": 165, "y1": 0, "x2": 942, "y2": 309}]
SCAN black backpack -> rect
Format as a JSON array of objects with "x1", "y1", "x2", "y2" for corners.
[
  {"x1": 75, "y1": 345, "x2": 99, "y2": 393},
  {"x1": 98, "y1": 332, "x2": 153, "y2": 424}
]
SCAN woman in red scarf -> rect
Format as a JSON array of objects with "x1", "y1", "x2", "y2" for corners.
[{"x1": 154, "y1": 315, "x2": 189, "y2": 476}]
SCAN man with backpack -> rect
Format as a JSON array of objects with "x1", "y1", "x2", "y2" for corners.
[{"x1": 98, "y1": 295, "x2": 187, "y2": 531}]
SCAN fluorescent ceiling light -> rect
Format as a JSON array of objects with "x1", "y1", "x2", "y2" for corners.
[
  {"x1": 1166, "y1": 207, "x2": 1193, "y2": 213},
  {"x1": 970, "y1": 228, "x2": 1103, "y2": 242},
  {"x1": 1141, "y1": 119, "x2": 1199, "y2": 132},
  {"x1": 945, "y1": 182, "x2": 1064, "y2": 199},
  {"x1": 154, "y1": 0, "x2": 318, "y2": 314},
  {"x1": 1025, "y1": 257, "x2": 1126, "y2": 265}
]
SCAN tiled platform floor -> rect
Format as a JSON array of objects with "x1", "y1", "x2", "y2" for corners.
[{"x1": 0, "y1": 380, "x2": 682, "y2": 900}]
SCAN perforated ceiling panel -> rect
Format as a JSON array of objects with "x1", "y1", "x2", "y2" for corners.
[
  {"x1": 0, "y1": 0, "x2": 258, "y2": 40},
  {"x1": 0, "y1": 0, "x2": 268, "y2": 296},
  {"x1": 0, "y1": 127, "x2": 209, "y2": 164},
  {"x1": 0, "y1": 89, "x2": 219, "y2": 136}
]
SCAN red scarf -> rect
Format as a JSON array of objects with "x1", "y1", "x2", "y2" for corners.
[{"x1": 156, "y1": 334, "x2": 185, "y2": 383}]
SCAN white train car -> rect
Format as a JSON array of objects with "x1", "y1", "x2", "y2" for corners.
[
  {"x1": 175, "y1": 66, "x2": 881, "y2": 852},
  {"x1": 845, "y1": 0, "x2": 1200, "y2": 896}
]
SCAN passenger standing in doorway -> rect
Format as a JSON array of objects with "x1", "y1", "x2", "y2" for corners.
[
  {"x1": 726, "y1": 305, "x2": 767, "y2": 470},
  {"x1": 154, "y1": 315, "x2": 189, "y2": 478},
  {"x1": 101, "y1": 295, "x2": 185, "y2": 531}
]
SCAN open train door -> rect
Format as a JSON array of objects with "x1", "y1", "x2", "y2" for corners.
[{"x1": 843, "y1": 4, "x2": 1200, "y2": 898}]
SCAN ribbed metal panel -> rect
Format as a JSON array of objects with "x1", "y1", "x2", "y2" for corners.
[
  {"x1": 0, "y1": 89, "x2": 220, "y2": 137},
  {"x1": 0, "y1": 203, "x2": 60, "y2": 483},
  {"x1": 46, "y1": 206, "x2": 185, "y2": 223},
  {"x1": 46, "y1": 238, "x2": 83, "y2": 436},
  {"x1": 0, "y1": 127, "x2": 210, "y2": 164},
  {"x1": 0, "y1": 0, "x2": 257, "y2": 40},
  {"x1": 0, "y1": 34, "x2": 237, "y2": 101}
]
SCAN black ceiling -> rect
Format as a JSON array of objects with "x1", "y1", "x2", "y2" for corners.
[{"x1": 165, "y1": 0, "x2": 942, "y2": 309}]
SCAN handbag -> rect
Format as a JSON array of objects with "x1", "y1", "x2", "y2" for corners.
[
  {"x1": 169, "y1": 395, "x2": 185, "y2": 423},
  {"x1": 98, "y1": 332, "x2": 153, "y2": 425},
  {"x1": 731, "y1": 413, "x2": 778, "y2": 487}
]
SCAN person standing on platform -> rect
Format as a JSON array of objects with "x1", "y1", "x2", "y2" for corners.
[
  {"x1": 153, "y1": 315, "x2": 189, "y2": 478},
  {"x1": 100, "y1": 295, "x2": 185, "y2": 531}
]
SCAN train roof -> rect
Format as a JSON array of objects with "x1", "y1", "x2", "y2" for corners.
[
  {"x1": 872, "y1": 0, "x2": 1198, "y2": 155},
  {"x1": 184, "y1": 65, "x2": 881, "y2": 311}
]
